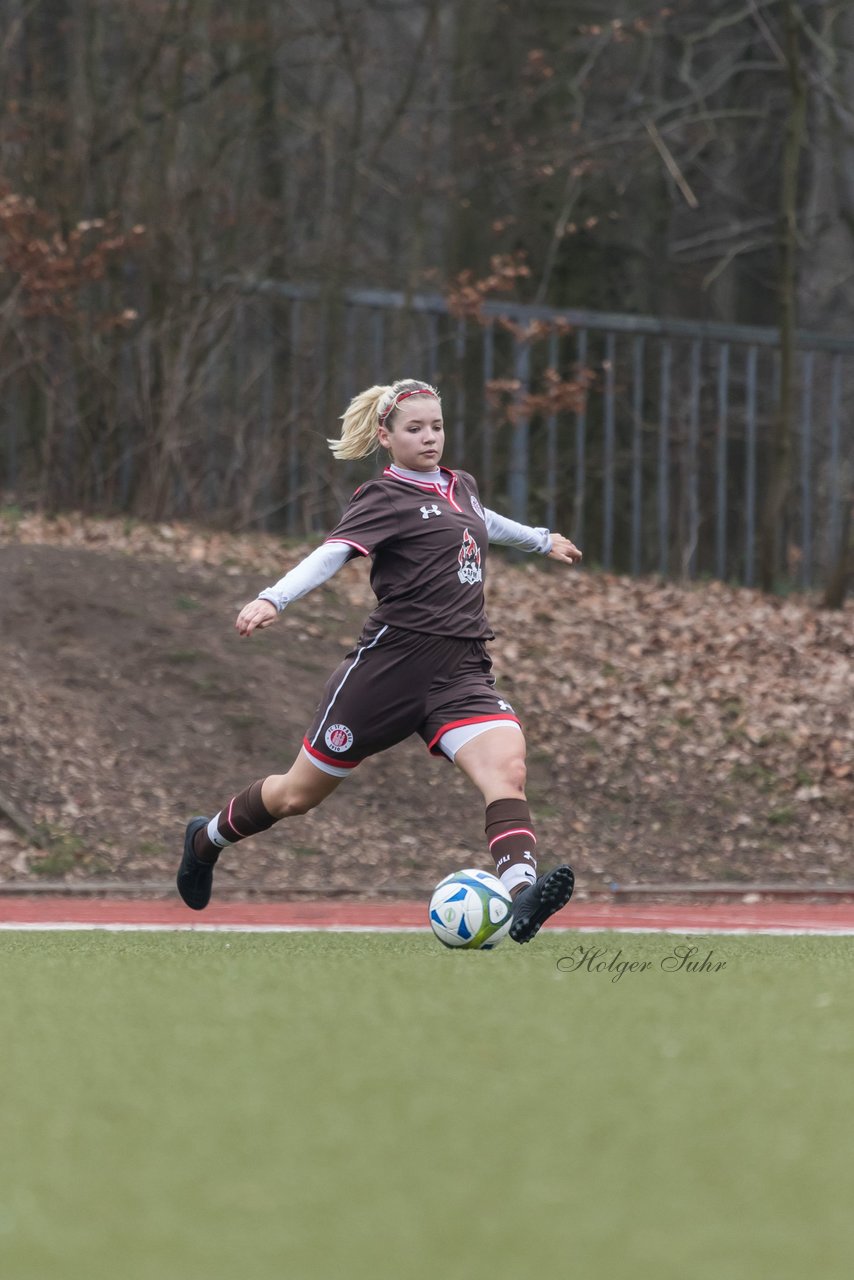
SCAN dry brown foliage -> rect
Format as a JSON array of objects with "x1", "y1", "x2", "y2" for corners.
[
  {"x1": 0, "y1": 186, "x2": 144, "y2": 321},
  {"x1": 0, "y1": 510, "x2": 851, "y2": 897}
]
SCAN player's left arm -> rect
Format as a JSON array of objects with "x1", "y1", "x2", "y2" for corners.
[
  {"x1": 484, "y1": 508, "x2": 582, "y2": 564},
  {"x1": 546, "y1": 533, "x2": 582, "y2": 566}
]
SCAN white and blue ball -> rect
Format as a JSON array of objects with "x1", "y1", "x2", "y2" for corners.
[{"x1": 428, "y1": 868, "x2": 513, "y2": 950}]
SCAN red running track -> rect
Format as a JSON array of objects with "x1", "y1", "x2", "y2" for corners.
[{"x1": 3, "y1": 897, "x2": 854, "y2": 933}]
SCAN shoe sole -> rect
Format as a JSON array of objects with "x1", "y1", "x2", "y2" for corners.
[
  {"x1": 509, "y1": 865, "x2": 575, "y2": 944},
  {"x1": 176, "y1": 816, "x2": 214, "y2": 911}
]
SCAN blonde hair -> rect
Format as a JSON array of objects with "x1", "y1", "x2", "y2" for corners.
[{"x1": 328, "y1": 378, "x2": 441, "y2": 461}]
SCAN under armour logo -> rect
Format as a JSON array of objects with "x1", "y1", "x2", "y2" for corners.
[
  {"x1": 420, "y1": 504, "x2": 441, "y2": 520},
  {"x1": 523, "y1": 851, "x2": 536, "y2": 862},
  {"x1": 497, "y1": 699, "x2": 514, "y2": 712}
]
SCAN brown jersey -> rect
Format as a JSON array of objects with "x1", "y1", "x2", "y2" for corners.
[{"x1": 325, "y1": 467, "x2": 493, "y2": 639}]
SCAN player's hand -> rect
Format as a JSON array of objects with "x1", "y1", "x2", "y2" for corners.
[
  {"x1": 547, "y1": 534, "x2": 583, "y2": 566},
  {"x1": 235, "y1": 599, "x2": 279, "y2": 637}
]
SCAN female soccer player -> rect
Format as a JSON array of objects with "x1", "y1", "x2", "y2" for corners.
[{"x1": 177, "y1": 378, "x2": 582, "y2": 942}]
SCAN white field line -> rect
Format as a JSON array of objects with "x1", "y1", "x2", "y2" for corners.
[{"x1": 2, "y1": 922, "x2": 854, "y2": 937}]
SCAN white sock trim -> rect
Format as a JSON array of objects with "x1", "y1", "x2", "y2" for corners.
[
  {"x1": 500, "y1": 863, "x2": 537, "y2": 894},
  {"x1": 207, "y1": 813, "x2": 233, "y2": 848}
]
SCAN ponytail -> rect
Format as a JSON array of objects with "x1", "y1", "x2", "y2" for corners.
[
  {"x1": 328, "y1": 379, "x2": 441, "y2": 461},
  {"x1": 327, "y1": 385, "x2": 390, "y2": 460}
]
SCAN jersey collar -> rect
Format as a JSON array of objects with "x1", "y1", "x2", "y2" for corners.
[{"x1": 383, "y1": 465, "x2": 463, "y2": 512}]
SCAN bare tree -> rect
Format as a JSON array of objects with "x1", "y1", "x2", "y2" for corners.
[{"x1": 0, "y1": 0, "x2": 851, "y2": 595}]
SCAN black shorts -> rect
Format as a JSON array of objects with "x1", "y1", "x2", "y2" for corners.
[{"x1": 302, "y1": 623, "x2": 521, "y2": 776}]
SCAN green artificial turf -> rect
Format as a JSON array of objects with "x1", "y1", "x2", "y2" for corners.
[{"x1": 1, "y1": 929, "x2": 853, "y2": 1279}]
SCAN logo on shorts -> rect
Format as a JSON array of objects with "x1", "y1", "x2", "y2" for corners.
[
  {"x1": 324, "y1": 724, "x2": 354, "y2": 753},
  {"x1": 457, "y1": 528, "x2": 482, "y2": 585},
  {"x1": 471, "y1": 495, "x2": 485, "y2": 521}
]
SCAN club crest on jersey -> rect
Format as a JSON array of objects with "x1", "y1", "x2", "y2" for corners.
[
  {"x1": 324, "y1": 723, "x2": 354, "y2": 753},
  {"x1": 457, "y1": 528, "x2": 482, "y2": 584},
  {"x1": 471, "y1": 495, "x2": 485, "y2": 521}
]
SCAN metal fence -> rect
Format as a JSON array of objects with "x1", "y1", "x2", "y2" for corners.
[
  {"x1": 237, "y1": 280, "x2": 853, "y2": 589},
  {"x1": 2, "y1": 279, "x2": 852, "y2": 589}
]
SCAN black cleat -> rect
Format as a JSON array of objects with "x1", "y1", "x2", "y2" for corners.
[
  {"x1": 176, "y1": 817, "x2": 218, "y2": 911},
  {"x1": 509, "y1": 865, "x2": 575, "y2": 944}
]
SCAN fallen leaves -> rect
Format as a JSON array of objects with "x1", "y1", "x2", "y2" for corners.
[{"x1": 0, "y1": 510, "x2": 851, "y2": 893}]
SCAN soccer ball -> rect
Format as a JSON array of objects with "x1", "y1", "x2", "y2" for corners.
[{"x1": 428, "y1": 869, "x2": 513, "y2": 950}]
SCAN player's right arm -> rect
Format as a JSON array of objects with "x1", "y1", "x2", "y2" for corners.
[
  {"x1": 235, "y1": 542, "x2": 352, "y2": 637},
  {"x1": 237, "y1": 481, "x2": 396, "y2": 638},
  {"x1": 235, "y1": 598, "x2": 279, "y2": 636}
]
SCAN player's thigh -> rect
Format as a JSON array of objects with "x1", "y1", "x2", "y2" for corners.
[{"x1": 453, "y1": 725, "x2": 528, "y2": 799}]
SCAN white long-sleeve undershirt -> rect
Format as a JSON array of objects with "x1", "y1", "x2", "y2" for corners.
[
  {"x1": 485, "y1": 508, "x2": 552, "y2": 555},
  {"x1": 257, "y1": 470, "x2": 553, "y2": 613},
  {"x1": 258, "y1": 542, "x2": 351, "y2": 612}
]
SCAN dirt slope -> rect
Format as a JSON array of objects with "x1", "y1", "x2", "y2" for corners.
[{"x1": 1, "y1": 514, "x2": 851, "y2": 896}]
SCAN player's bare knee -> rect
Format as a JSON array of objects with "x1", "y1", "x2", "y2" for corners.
[
  {"x1": 261, "y1": 777, "x2": 307, "y2": 819},
  {"x1": 268, "y1": 789, "x2": 310, "y2": 818},
  {"x1": 503, "y1": 756, "x2": 527, "y2": 795},
  {"x1": 289, "y1": 790, "x2": 323, "y2": 817},
  {"x1": 281, "y1": 776, "x2": 331, "y2": 817}
]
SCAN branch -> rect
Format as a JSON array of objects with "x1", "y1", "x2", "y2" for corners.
[
  {"x1": 645, "y1": 120, "x2": 699, "y2": 208},
  {"x1": 90, "y1": 27, "x2": 311, "y2": 166},
  {"x1": 0, "y1": 0, "x2": 39, "y2": 62},
  {"x1": 747, "y1": 0, "x2": 787, "y2": 65},
  {"x1": 365, "y1": 0, "x2": 440, "y2": 171},
  {"x1": 534, "y1": 171, "x2": 581, "y2": 304},
  {"x1": 700, "y1": 236, "x2": 777, "y2": 287}
]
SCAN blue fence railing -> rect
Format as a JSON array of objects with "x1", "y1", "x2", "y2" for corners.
[{"x1": 2, "y1": 279, "x2": 852, "y2": 588}]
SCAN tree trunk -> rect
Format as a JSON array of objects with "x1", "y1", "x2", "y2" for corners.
[
  {"x1": 759, "y1": 1, "x2": 806, "y2": 594},
  {"x1": 821, "y1": 497, "x2": 852, "y2": 608},
  {"x1": 800, "y1": 6, "x2": 854, "y2": 605}
]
